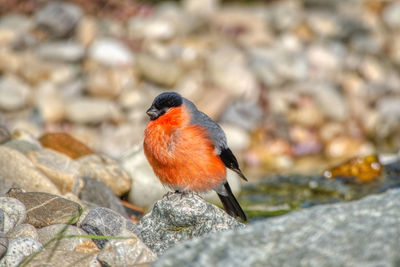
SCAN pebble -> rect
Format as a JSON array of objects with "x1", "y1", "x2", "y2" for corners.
[
  {"x1": 7, "y1": 224, "x2": 39, "y2": 241},
  {"x1": 80, "y1": 207, "x2": 139, "y2": 249},
  {"x1": 382, "y1": 2, "x2": 400, "y2": 29},
  {"x1": 0, "y1": 14, "x2": 32, "y2": 45},
  {"x1": 0, "y1": 146, "x2": 60, "y2": 195},
  {"x1": 136, "y1": 53, "x2": 182, "y2": 87},
  {"x1": 37, "y1": 224, "x2": 90, "y2": 251},
  {"x1": 0, "y1": 124, "x2": 11, "y2": 144},
  {"x1": 136, "y1": 192, "x2": 244, "y2": 255},
  {"x1": 0, "y1": 75, "x2": 32, "y2": 111},
  {"x1": 0, "y1": 232, "x2": 7, "y2": 260},
  {"x1": 35, "y1": 82, "x2": 65, "y2": 123},
  {"x1": 27, "y1": 148, "x2": 80, "y2": 194},
  {"x1": 39, "y1": 132, "x2": 94, "y2": 160},
  {"x1": 77, "y1": 154, "x2": 131, "y2": 196},
  {"x1": 0, "y1": 197, "x2": 26, "y2": 233},
  {"x1": 35, "y1": 1, "x2": 83, "y2": 38},
  {"x1": 26, "y1": 249, "x2": 100, "y2": 267},
  {"x1": 88, "y1": 38, "x2": 134, "y2": 67},
  {"x1": 0, "y1": 237, "x2": 42, "y2": 267},
  {"x1": 37, "y1": 41, "x2": 85, "y2": 62},
  {"x1": 65, "y1": 97, "x2": 122, "y2": 124},
  {"x1": 8, "y1": 192, "x2": 82, "y2": 228},
  {"x1": 78, "y1": 177, "x2": 128, "y2": 217},
  {"x1": 97, "y1": 229, "x2": 157, "y2": 266},
  {"x1": 3, "y1": 140, "x2": 40, "y2": 154},
  {"x1": 122, "y1": 146, "x2": 168, "y2": 208}
]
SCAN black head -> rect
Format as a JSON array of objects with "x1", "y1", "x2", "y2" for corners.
[{"x1": 146, "y1": 92, "x2": 183, "y2": 120}]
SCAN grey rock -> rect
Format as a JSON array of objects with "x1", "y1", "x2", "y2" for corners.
[
  {"x1": 220, "y1": 100, "x2": 263, "y2": 130},
  {"x1": 35, "y1": 1, "x2": 82, "y2": 38},
  {"x1": 7, "y1": 224, "x2": 38, "y2": 241},
  {"x1": 136, "y1": 193, "x2": 244, "y2": 255},
  {"x1": 155, "y1": 189, "x2": 400, "y2": 267},
  {"x1": 88, "y1": 38, "x2": 134, "y2": 66},
  {"x1": 0, "y1": 237, "x2": 42, "y2": 267},
  {"x1": 0, "y1": 124, "x2": 11, "y2": 144},
  {"x1": 0, "y1": 197, "x2": 26, "y2": 233},
  {"x1": 37, "y1": 41, "x2": 85, "y2": 62},
  {"x1": 97, "y1": 229, "x2": 157, "y2": 266},
  {"x1": 0, "y1": 75, "x2": 32, "y2": 111},
  {"x1": 81, "y1": 207, "x2": 139, "y2": 249},
  {"x1": 79, "y1": 177, "x2": 128, "y2": 217},
  {"x1": 8, "y1": 192, "x2": 82, "y2": 228},
  {"x1": 0, "y1": 210, "x2": 4, "y2": 232},
  {"x1": 37, "y1": 224, "x2": 90, "y2": 251},
  {"x1": 0, "y1": 232, "x2": 8, "y2": 260}
]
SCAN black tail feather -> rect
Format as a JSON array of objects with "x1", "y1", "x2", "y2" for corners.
[{"x1": 217, "y1": 183, "x2": 247, "y2": 221}]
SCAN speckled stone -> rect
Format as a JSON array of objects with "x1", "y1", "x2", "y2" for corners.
[
  {"x1": 0, "y1": 197, "x2": 26, "y2": 233},
  {"x1": 0, "y1": 237, "x2": 42, "y2": 267},
  {"x1": 136, "y1": 192, "x2": 244, "y2": 255}
]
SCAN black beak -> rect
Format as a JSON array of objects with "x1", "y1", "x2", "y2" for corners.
[{"x1": 146, "y1": 107, "x2": 158, "y2": 120}]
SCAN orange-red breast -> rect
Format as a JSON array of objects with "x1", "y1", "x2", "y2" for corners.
[{"x1": 143, "y1": 92, "x2": 247, "y2": 220}]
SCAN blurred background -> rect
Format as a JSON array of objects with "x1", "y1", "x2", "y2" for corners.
[{"x1": 1, "y1": 0, "x2": 400, "y2": 218}]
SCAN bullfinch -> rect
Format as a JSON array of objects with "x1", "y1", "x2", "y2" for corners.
[{"x1": 144, "y1": 92, "x2": 247, "y2": 221}]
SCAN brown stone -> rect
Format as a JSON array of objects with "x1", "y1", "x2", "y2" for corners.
[
  {"x1": 7, "y1": 192, "x2": 82, "y2": 228},
  {"x1": 39, "y1": 132, "x2": 95, "y2": 159}
]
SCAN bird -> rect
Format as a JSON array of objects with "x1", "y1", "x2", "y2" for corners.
[{"x1": 143, "y1": 92, "x2": 247, "y2": 221}]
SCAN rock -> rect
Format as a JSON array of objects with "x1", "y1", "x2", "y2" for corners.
[
  {"x1": 220, "y1": 100, "x2": 263, "y2": 130},
  {"x1": 10, "y1": 130, "x2": 42, "y2": 149},
  {"x1": 27, "y1": 249, "x2": 100, "y2": 267},
  {"x1": 0, "y1": 237, "x2": 42, "y2": 267},
  {"x1": 3, "y1": 140, "x2": 41, "y2": 154},
  {"x1": 37, "y1": 224, "x2": 90, "y2": 251},
  {"x1": 35, "y1": 1, "x2": 83, "y2": 38},
  {"x1": 76, "y1": 16, "x2": 97, "y2": 47},
  {"x1": 136, "y1": 53, "x2": 182, "y2": 87},
  {"x1": 88, "y1": 38, "x2": 134, "y2": 67},
  {"x1": 0, "y1": 124, "x2": 11, "y2": 144},
  {"x1": 86, "y1": 66, "x2": 135, "y2": 98},
  {"x1": 65, "y1": 97, "x2": 121, "y2": 124},
  {"x1": 78, "y1": 177, "x2": 128, "y2": 217},
  {"x1": 128, "y1": 14, "x2": 177, "y2": 41},
  {"x1": 39, "y1": 132, "x2": 95, "y2": 160},
  {"x1": 0, "y1": 75, "x2": 32, "y2": 111},
  {"x1": 80, "y1": 207, "x2": 139, "y2": 249},
  {"x1": 136, "y1": 192, "x2": 244, "y2": 255},
  {"x1": 0, "y1": 177, "x2": 18, "y2": 196},
  {"x1": 74, "y1": 240, "x2": 99, "y2": 254},
  {"x1": 382, "y1": 2, "x2": 400, "y2": 29},
  {"x1": 122, "y1": 146, "x2": 168, "y2": 208},
  {"x1": 0, "y1": 232, "x2": 7, "y2": 260},
  {"x1": 76, "y1": 154, "x2": 131, "y2": 196},
  {"x1": 8, "y1": 192, "x2": 82, "y2": 228},
  {"x1": 27, "y1": 148, "x2": 80, "y2": 194},
  {"x1": 37, "y1": 41, "x2": 85, "y2": 62},
  {"x1": 206, "y1": 46, "x2": 258, "y2": 98},
  {"x1": 183, "y1": 0, "x2": 219, "y2": 17},
  {"x1": 155, "y1": 189, "x2": 400, "y2": 267},
  {"x1": 35, "y1": 82, "x2": 65, "y2": 123},
  {"x1": 0, "y1": 197, "x2": 26, "y2": 233},
  {"x1": 97, "y1": 230, "x2": 157, "y2": 266},
  {"x1": 0, "y1": 146, "x2": 60, "y2": 195},
  {"x1": 0, "y1": 14, "x2": 33, "y2": 45},
  {"x1": 220, "y1": 123, "x2": 250, "y2": 152},
  {"x1": 7, "y1": 224, "x2": 38, "y2": 241},
  {"x1": 325, "y1": 136, "x2": 375, "y2": 159}
]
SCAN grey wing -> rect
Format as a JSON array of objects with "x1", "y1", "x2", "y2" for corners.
[
  {"x1": 183, "y1": 98, "x2": 227, "y2": 152},
  {"x1": 184, "y1": 98, "x2": 247, "y2": 181}
]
